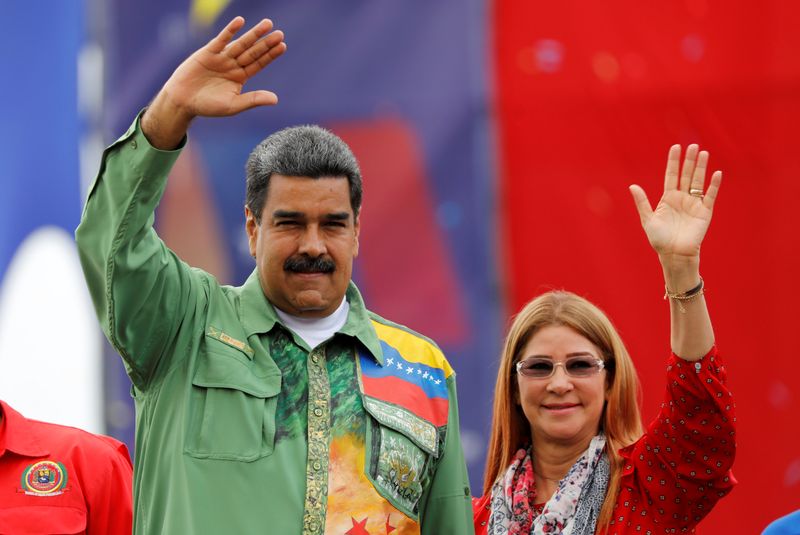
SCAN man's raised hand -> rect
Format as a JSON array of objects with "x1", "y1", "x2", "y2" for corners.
[{"x1": 142, "y1": 17, "x2": 286, "y2": 149}]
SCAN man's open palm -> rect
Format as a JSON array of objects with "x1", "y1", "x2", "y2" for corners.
[{"x1": 164, "y1": 17, "x2": 286, "y2": 118}]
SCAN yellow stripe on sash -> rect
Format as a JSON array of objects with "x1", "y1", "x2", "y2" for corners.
[{"x1": 371, "y1": 321, "x2": 454, "y2": 378}]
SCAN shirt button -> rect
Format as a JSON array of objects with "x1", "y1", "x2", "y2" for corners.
[
  {"x1": 313, "y1": 408, "x2": 323, "y2": 417},
  {"x1": 311, "y1": 355, "x2": 320, "y2": 364},
  {"x1": 130, "y1": 139, "x2": 138, "y2": 149},
  {"x1": 313, "y1": 461, "x2": 322, "y2": 471}
]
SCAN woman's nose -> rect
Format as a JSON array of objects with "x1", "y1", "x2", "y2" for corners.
[{"x1": 545, "y1": 366, "x2": 574, "y2": 394}]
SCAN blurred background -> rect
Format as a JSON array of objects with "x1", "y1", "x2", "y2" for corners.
[{"x1": 1, "y1": 0, "x2": 798, "y2": 531}]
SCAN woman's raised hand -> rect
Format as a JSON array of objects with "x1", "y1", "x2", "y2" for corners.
[
  {"x1": 630, "y1": 145, "x2": 720, "y2": 359},
  {"x1": 629, "y1": 144, "x2": 722, "y2": 265}
]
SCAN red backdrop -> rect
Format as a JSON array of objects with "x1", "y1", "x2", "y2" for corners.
[{"x1": 495, "y1": 1, "x2": 800, "y2": 531}]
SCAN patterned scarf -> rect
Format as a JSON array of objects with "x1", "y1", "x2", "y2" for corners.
[{"x1": 487, "y1": 434, "x2": 609, "y2": 535}]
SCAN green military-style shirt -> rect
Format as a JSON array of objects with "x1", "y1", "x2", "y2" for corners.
[{"x1": 76, "y1": 114, "x2": 474, "y2": 534}]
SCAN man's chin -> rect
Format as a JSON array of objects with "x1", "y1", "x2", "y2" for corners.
[{"x1": 290, "y1": 290, "x2": 334, "y2": 317}]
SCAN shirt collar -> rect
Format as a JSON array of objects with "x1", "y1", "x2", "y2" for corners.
[
  {"x1": 339, "y1": 282, "x2": 384, "y2": 365},
  {"x1": 239, "y1": 270, "x2": 384, "y2": 365},
  {"x1": 240, "y1": 270, "x2": 280, "y2": 337},
  {"x1": 0, "y1": 401, "x2": 50, "y2": 458}
]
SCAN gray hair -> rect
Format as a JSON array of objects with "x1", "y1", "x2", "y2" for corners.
[{"x1": 245, "y1": 125, "x2": 363, "y2": 222}]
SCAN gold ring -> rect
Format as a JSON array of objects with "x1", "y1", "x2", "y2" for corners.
[{"x1": 689, "y1": 188, "x2": 704, "y2": 198}]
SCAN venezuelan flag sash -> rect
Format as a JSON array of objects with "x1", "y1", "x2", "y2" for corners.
[{"x1": 358, "y1": 320, "x2": 452, "y2": 455}]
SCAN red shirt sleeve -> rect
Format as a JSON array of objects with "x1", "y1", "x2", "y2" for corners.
[
  {"x1": 83, "y1": 436, "x2": 133, "y2": 535},
  {"x1": 618, "y1": 346, "x2": 737, "y2": 528},
  {"x1": 472, "y1": 494, "x2": 491, "y2": 535}
]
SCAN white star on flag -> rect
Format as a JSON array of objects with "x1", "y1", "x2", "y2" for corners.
[{"x1": 386, "y1": 357, "x2": 394, "y2": 365}]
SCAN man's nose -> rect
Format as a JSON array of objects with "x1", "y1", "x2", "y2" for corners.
[{"x1": 298, "y1": 225, "x2": 327, "y2": 257}]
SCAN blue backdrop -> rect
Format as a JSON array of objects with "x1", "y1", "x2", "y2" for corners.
[{"x1": 0, "y1": 2, "x2": 83, "y2": 274}]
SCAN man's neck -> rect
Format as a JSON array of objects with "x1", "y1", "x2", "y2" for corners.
[
  {"x1": 274, "y1": 298, "x2": 349, "y2": 349},
  {"x1": 274, "y1": 297, "x2": 347, "y2": 323}
]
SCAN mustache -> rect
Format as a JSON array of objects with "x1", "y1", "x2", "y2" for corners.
[{"x1": 284, "y1": 255, "x2": 335, "y2": 274}]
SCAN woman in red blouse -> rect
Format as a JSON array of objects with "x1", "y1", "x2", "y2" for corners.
[{"x1": 474, "y1": 144, "x2": 736, "y2": 534}]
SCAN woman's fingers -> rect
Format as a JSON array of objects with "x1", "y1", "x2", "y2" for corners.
[
  {"x1": 703, "y1": 171, "x2": 723, "y2": 210},
  {"x1": 664, "y1": 144, "x2": 681, "y2": 192},
  {"x1": 628, "y1": 184, "x2": 653, "y2": 226},
  {"x1": 688, "y1": 150, "x2": 709, "y2": 197},
  {"x1": 679, "y1": 144, "x2": 699, "y2": 192}
]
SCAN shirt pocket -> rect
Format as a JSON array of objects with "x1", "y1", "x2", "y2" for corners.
[
  {"x1": 363, "y1": 398, "x2": 441, "y2": 521},
  {"x1": 185, "y1": 349, "x2": 281, "y2": 462},
  {"x1": 0, "y1": 505, "x2": 86, "y2": 534}
]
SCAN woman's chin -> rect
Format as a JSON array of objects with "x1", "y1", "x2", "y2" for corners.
[{"x1": 534, "y1": 425, "x2": 595, "y2": 447}]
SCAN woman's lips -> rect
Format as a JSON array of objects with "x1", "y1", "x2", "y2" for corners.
[{"x1": 542, "y1": 403, "x2": 580, "y2": 411}]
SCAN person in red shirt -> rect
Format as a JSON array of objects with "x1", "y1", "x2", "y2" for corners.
[
  {"x1": 0, "y1": 400, "x2": 133, "y2": 534},
  {"x1": 474, "y1": 144, "x2": 736, "y2": 534}
]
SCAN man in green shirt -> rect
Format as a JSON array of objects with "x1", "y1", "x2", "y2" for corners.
[{"x1": 76, "y1": 15, "x2": 473, "y2": 535}]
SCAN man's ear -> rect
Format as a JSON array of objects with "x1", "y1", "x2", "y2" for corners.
[
  {"x1": 352, "y1": 213, "x2": 360, "y2": 258},
  {"x1": 245, "y1": 206, "x2": 258, "y2": 258}
]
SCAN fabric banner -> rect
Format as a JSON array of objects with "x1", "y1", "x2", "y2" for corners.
[{"x1": 494, "y1": 2, "x2": 800, "y2": 531}]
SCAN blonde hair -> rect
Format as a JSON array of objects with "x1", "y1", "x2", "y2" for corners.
[{"x1": 483, "y1": 291, "x2": 644, "y2": 527}]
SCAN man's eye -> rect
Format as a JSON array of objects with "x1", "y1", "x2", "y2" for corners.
[
  {"x1": 324, "y1": 221, "x2": 347, "y2": 228},
  {"x1": 276, "y1": 220, "x2": 300, "y2": 226}
]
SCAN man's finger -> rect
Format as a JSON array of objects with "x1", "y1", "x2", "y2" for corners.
[
  {"x1": 230, "y1": 90, "x2": 279, "y2": 114},
  {"x1": 237, "y1": 30, "x2": 285, "y2": 68},
  {"x1": 225, "y1": 19, "x2": 274, "y2": 59},
  {"x1": 207, "y1": 17, "x2": 246, "y2": 54},
  {"x1": 243, "y1": 41, "x2": 287, "y2": 78}
]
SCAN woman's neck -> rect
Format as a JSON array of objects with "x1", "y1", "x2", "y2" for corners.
[{"x1": 531, "y1": 438, "x2": 591, "y2": 502}]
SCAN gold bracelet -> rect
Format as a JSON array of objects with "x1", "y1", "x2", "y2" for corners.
[{"x1": 663, "y1": 277, "x2": 705, "y2": 313}]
